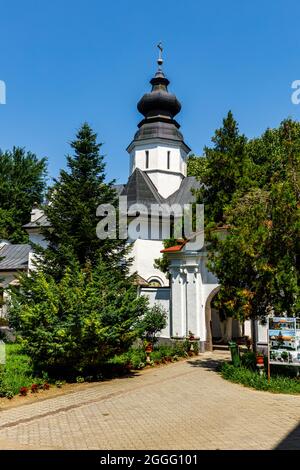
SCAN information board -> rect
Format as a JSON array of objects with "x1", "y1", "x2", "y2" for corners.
[{"x1": 268, "y1": 317, "x2": 300, "y2": 366}]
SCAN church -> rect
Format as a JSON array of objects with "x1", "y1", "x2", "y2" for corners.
[{"x1": 0, "y1": 51, "x2": 268, "y2": 351}]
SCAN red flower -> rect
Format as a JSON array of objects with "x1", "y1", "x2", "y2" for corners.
[
  {"x1": 43, "y1": 383, "x2": 50, "y2": 390},
  {"x1": 31, "y1": 384, "x2": 39, "y2": 393},
  {"x1": 19, "y1": 387, "x2": 28, "y2": 396}
]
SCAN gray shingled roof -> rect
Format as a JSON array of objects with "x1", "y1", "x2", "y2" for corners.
[
  {"x1": 166, "y1": 176, "x2": 201, "y2": 205},
  {"x1": 121, "y1": 168, "x2": 164, "y2": 210},
  {"x1": 0, "y1": 244, "x2": 31, "y2": 270},
  {"x1": 120, "y1": 170, "x2": 201, "y2": 209},
  {"x1": 23, "y1": 214, "x2": 50, "y2": 229}
]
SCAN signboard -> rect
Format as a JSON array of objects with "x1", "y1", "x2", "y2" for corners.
[{"x1": 268, "y1": 317, "x2": 300, "y2": 366}]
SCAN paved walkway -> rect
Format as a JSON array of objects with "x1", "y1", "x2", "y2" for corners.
[{"x1": 0, "y1": 353, "x2": 299, "y2": 450}]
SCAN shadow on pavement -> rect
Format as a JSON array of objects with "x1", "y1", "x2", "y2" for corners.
[
  {"x1": 187, "y1": 357, "x2": 225, "y2": 372},
  {"x1": 275, "y1": 421, "x2": 300, "y2": 450}
]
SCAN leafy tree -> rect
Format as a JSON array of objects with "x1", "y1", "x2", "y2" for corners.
[
  {"x1": 206, "y1": 119, "x2": 300, "y2": 321},
  {"x1": 0, "y1": 147, "x2": 47, "y2": 243},
  {"x1": 187, "y1": 154, "x2": 207, "y2": 179},
  {"x1": 39, "y1": 123, "x2": 128, "y2": 279},
  {"x1": 9, "y1": 260, "x2": 149, "y2": 375},
  {"x1": 154, "y1": 238, "x2": 179, "y2": 275},
  {"x1": 139, "y1": 304, "x2": 168, "y2": 344}
]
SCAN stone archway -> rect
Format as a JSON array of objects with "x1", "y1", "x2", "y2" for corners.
[
  {"x1": 204, "y1": 286, "x2": 220, "y2": 351},
  {"x1": 204, "y1": 286, "x2": 243, "y2": 350}
]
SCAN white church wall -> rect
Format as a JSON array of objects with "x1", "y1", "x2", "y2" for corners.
[
  {"x1": 129, "y1": 238, "x2": 168, "y2": 286},
  {"x1": 130, "y1": 143, "x2": 186, "y2": 175},
  {"x1": 147, "y1": 171, "x2": 184, "y2": 199},
  {"x1": 129, "y1": 141, "x2": 187, "y2": 198},
  {"x1": 140, "y1": 287, "x2": 170, "y2": 338}
]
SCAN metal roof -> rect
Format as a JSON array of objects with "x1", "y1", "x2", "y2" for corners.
[
  {"x1": 120, "y1": 170, "x2": 200, "y2": 209},
  {"x1": 0, "y1": 244, "x2": 31, "y2": 270},
  {"x1": 121, "y1": 168, "x2": 164, "y2": 210},
  {"x1": 166, "y1": 176, "x2": 201, "y2": 205},
  {"x1": 23, "y1": 214, "x2": 50, "y2": 229}
]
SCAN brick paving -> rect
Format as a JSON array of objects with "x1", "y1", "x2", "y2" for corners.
[{"x1": 0, "y1": 352, "x2": 299, "y2": 450}]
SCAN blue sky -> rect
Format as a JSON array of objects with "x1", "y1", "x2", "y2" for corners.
[{"x1": 1, "y1": 0, "x2": 300, "y2": 185}]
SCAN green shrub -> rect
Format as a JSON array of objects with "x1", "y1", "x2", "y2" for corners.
[
  {"x1": 139, "y1": 304, "x2": 167, "y2": 343},
  {"x1": 241, "y1": 351, "x2": 256, "y2": 370},
  {"x1": 191, "y1": 341, "x2": 199, "y2": 355},
  {"x1": 151, "y1": 350, "x2": 163, "y2": 362},
  {"x1": 9, "y1": 263, "x2": 150, "y2": 376},
  {"x1": 128, "y1": 349, "x2": 146, "y2": 369},
  {"x1": 109, "y1": 352, "x2": 130, "y2": 368},
  {"x1": 172, "y1": 340, "x2": 189, "y2": 357}
]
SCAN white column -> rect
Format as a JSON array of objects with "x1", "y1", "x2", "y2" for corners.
[
  {"x1": 180, "y1": 268, "x2": 187, "y2": 337},
  {"x1": 185, "y1": 266, "x2": 197, "y2": 337},
  {"x1": 170, "y1": 267, "x2": 185, "y2": 338}
]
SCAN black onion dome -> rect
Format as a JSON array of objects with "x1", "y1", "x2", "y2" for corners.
[
  {"x1": 137, "y1": 71, "x2": 181, "y2": 119},
  {"x1": 127, "y1": 63, "x2": 190, "y2": 152}
]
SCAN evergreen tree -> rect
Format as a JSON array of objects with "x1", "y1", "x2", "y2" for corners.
[
  {"x1": 9, "y1": 124, "x2": 148, "y2": 374},
  {"x1": 0, "y1": 147, "x2": 46, "y2": 243},
  {"x1": 195, "y1": 111, "x2": 251, "y2": 225},
  {"x1": 10, "y1": 260, "x2": 149, "y2": 375},
  {"x1": 39, "y1": 123, "x2": 128, "y2": 279}
]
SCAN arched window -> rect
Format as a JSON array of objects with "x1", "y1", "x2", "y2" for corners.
[{"x1": 147, "y1": 277, "x2": 162, "y2": 287}]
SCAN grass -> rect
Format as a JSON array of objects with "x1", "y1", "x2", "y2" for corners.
[
  {"x1": 220, "y1": 362, "x2": 300, "y2": 395},
  {"x1": 0, "y1": 343, "x2": 43, "y2": 397}
]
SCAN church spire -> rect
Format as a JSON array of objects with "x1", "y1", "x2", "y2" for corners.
[
  {"x1": 157, "y1": 42, "x2": 163, "y2": 71},
  {"x1": 133, "y1": 45, "x2": 185, "y2": 143},
  {"x1": 126, "y1": 46, "x2": 191, "y2": 185}
]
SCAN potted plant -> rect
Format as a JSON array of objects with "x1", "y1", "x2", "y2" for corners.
[
  {"x1": 188, "y1": 330, "x2": 195, "y2": 341},
  {"x1": 256, "y1": 352, "x2": 264, "y2": 365},
  {"x1": 281, "y1": 351, "x2": 289, "y2": 362}
]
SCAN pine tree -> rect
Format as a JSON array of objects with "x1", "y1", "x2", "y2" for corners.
[
  {"x1": 195, "y1": 111, "x2": 250, "y2": 225},
  {"x1": 39, "y1": 123, "x2": 128, "y2": 279},
  {"x1": 9, "y1": 124, "x2": 153, "y2": 374}
]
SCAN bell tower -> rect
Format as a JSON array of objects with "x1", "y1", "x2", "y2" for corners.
[{"x1": 126, "y1": 45, "x2": 191, "y2": 199}]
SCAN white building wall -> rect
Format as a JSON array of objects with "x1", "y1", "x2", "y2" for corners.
[
  {"x1": 140, "y1": 287, "x2": 170, "y2": 338},
  {"x1": 129, "y1": 238, "x2": 168, "y2": 286},
  {"x1": 147, "y1": 171, "x2": 184, "y2": 199}
]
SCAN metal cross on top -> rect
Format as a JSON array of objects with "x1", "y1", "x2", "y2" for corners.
[{"x1": 157, "y1": 42, "x2": 163, "y2": 70}]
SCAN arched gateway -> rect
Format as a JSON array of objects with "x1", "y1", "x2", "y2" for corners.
[{"x1": 204, "y1": 286, "x2": 220, "y2": 352}]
